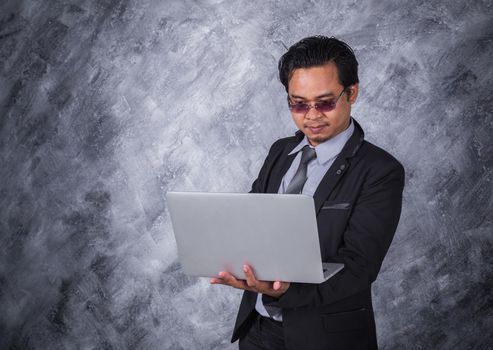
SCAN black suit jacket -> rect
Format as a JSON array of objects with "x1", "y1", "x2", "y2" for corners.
[{"x1": 231, "y1": 118, "x2": 405, "y2": 350}]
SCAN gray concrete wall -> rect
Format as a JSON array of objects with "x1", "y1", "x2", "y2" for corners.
[{"x1": 0, "y1": 0, "x2": 491, "y2": 349}]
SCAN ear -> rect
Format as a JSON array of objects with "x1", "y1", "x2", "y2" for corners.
[{"x1": 346, "y1": 84, "x2": 359, "y2": 104}]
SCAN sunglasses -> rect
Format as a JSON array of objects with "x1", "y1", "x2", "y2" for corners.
[{"x1": 288, "y1": 88, "x2": 346, "y2": 114}]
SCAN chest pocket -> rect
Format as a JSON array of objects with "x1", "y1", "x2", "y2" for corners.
[
  {"x1": 317, "y1": 200, "x2": 352, "y2": 259},
  {"x1": 322, "y1": 201, "x2": 351, "y2": 210}
]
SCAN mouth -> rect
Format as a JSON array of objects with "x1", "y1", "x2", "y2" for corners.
[{"x1": 305, "y1": 124, "x2": 327, "y2": 134}]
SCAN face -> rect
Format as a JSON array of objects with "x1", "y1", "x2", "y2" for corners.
[{"x1": 287, "y1": 62, "x2": 359, "y2": 146}]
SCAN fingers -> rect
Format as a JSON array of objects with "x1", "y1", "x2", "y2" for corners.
[
  {"x1": 243, "y1": 265, "x2": 258, "y2": 288},
  {"x1": 210, "y1": 271, "x2": 249, "y2": 290},
  {"x1": 243, "y1": 265, "x2": 289, "y2": 296},
  {"x1": 218, "y1": 271, "x2": 239, "y2": 286},
  {"x1": 209, "y1": 266, "x2": 290, "y2": 297}
]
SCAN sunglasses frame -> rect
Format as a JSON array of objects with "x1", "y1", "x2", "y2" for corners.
[{"x1": 287, "y1": 88, "x2": 347, "y2": 114}]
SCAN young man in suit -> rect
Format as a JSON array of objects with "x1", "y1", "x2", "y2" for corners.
[{"x1": 210, "y1": 36, "x2": 405, "y2": 350}]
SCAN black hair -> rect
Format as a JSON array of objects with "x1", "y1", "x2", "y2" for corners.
[{"x1": 278, "y1": 36, "x2": 359, "y2": 92}]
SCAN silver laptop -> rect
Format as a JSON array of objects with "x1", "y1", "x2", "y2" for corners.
[{"x1": 166, "y1": 192, "x2": 344, "y2": 284}]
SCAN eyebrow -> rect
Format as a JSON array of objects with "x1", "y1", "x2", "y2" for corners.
[{"x1": 289, "y1": 92, "x2": 336, "y2": 100}]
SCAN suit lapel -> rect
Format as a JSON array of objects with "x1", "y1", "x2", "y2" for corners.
[
  {"x1": 313, "y1": 118, "x2": 365, "y2": 213},
  {"x1": 263, "y1": 131, "x2": 303, "y2": 193},
  {"x1": 266, "y1": 146, "x2": 297, "y2": 193}
]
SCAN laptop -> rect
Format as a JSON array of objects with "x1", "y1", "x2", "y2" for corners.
[{"x1": 166, "y1": 192, "x2": 344, "y2": 284}]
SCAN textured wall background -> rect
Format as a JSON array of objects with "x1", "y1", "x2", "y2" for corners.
[{"x1": 0, "y1": 0, "x2": 492, "y2": 349}]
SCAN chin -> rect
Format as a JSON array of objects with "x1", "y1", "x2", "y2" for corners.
[{"x1": 308, "y1": 135, "x2": 331, "y2": 145}]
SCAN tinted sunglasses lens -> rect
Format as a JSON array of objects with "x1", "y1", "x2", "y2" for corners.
[
  {"x1": 289, "y1": 101, "x2": 337, "y2": 113},
  {"x1": 316, "y1": 101, "x2": 336, "y2": 112},
  {"x1": 289, "y1": 104, "x2": 310, "y2": 113}
]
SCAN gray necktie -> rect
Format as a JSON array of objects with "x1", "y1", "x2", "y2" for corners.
[
  {"x1": 285, "y1": 145, "x2": 317, "y2": 194},
  {"x1": 262, "y1": 145, "x2": 317, "y2": 320}
]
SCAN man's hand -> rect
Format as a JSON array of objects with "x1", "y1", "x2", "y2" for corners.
[{"x1": 210, "y1": 264, "x2": 290, "y2": 298}]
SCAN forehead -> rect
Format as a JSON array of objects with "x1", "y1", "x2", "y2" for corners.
[{"x1": 287, "y1": 62, "x2": 342, "y2": 97}]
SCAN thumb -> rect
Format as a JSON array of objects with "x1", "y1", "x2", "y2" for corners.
[{"x1": 273, "y1": 281, "x2": 281, "y2": 290}]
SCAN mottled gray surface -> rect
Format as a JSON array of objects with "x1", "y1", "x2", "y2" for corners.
[{"x1": 0, "y1": 0, "x2": 492, "y2": 349}]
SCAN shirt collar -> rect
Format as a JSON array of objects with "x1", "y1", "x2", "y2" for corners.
[{"x1": 288, "y1": 118, "x2": 355, "y2": 165}]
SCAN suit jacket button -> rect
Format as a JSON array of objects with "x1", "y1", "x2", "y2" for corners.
[{"x1": 336, "y1": 169, "x2": 342, "y2": 174}]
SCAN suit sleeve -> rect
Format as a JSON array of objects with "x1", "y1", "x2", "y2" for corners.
[
  {"x1": 263, "y1": 157, "x2": 405, "y2": 309},
  {"x1": 249, "y1": 140, "x2": 283, "y2": 194}
]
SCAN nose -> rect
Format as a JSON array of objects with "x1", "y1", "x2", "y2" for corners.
[{"x1": 304, "y1": 105, "x2": 324, "y2": 120}]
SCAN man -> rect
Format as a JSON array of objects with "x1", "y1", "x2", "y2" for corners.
[{"x1": 210, "y1": 36, "x2": 404, "y2": 349}]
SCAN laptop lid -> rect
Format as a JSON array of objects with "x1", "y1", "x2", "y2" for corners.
[{"x1": 166, "y1": 192, "x2": 343, "y2": 284}]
